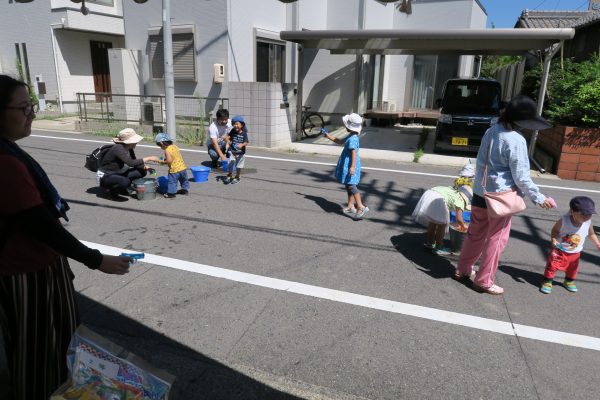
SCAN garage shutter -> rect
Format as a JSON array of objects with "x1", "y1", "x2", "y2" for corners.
[{"x1": 150, "y1": 33, "x2": 195, "y2": 81}]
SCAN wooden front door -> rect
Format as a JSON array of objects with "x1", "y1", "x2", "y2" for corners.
[{"x1": 90, "y1": 41, "x2": 112, "y2": 102}]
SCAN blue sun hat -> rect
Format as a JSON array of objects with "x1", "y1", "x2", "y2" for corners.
[
  {"x1": 155, "y1": 132, "x2": 171, "y2": 143},
  {"x1": 231, "y1": 115, "x2": 245, "y2": 126}
]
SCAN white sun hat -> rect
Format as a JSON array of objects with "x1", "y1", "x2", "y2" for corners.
[{"x1": 342, "y1": 113, "x2": 363, "y2": 134}]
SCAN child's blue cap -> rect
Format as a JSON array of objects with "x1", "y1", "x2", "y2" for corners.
[
  {"x1": 231, "y1": 115, "x2": 245, "y2": 126},
  {"x1": 155, "y1": 133, "x2": 171, "y2": 143}
]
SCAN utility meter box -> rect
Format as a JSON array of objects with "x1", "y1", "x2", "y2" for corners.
[{"x1": 213, "y1": 63, "x2": 225, "y2": 83}]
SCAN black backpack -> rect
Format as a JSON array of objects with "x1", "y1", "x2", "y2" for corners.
[{"x1": 84, "y1": 144, "x2": 113, "y2": 172}]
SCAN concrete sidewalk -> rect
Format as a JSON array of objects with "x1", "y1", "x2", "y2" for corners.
[
  {"x1": 33, "y1": 118, "x2": 474, "y2": 168},
  {"x1": 278, "y1": 124, "x2": 474, "y2": 167}
]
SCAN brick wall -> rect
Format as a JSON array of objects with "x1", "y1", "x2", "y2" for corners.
[{"x1": 523, "y1": 126, "x2": 600, "y2": 181}]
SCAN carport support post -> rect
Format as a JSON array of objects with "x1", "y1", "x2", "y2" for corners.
[
  {"x1": 295, "y1": 45, "x2": 304, "y2": 141},
  {"x1": 528, "y1": 42, "x2": 562, "y2": 159}
]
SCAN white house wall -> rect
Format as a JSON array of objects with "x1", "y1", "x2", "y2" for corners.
[
  {"x1": 53, "y1": 30, "x2": 125, "y2": 111},
  {"x1": 0, "y1": 0, "x2": 125, "y2": 110},
  {"x1": 0, "y1": 1, "x2": 60, "y2": 105},
  {"x1": 384, "y1": 0, "x2": 487, "y2": 111},
  {"x1": 228, "y1": 0, "x2": 288, "y2": 83},
  {"x1": 122, "y1": 0, "x2": 228, "y2": 99},
  {"x1": 50, "y1": 0, "x2": 123, "y2": 17}
]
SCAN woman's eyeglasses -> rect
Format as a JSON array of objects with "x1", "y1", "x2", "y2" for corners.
[{"x1": 7, "y1": 103, "x2": 39, "y2": 116}]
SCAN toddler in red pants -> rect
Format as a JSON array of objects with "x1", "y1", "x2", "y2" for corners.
[{"x1": 540, "y1": 196, "x2": 600, "y2": 294}]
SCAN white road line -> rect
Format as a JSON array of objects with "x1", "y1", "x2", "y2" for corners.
[
  {"x1": 82, "y1": 240, "x2": 600, "y2": 352},
  {"x1": 31, "y1": 133, "x2": 600, "y2": 194}
]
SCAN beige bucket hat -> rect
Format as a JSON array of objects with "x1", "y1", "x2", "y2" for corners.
[{"x1": 112, "y1": 128, "x2": 143, "y2": 144}]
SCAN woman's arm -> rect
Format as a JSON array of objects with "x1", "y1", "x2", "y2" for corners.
[
  {"x1": 15, "y1": 205, "x2": 130, "y2": 274},
  {"x1": 16, "y1": 205, "x2": 103, "y2": 268},
  {"x1": 115, "y1": 146, "x2": 144, "y2": 168},
  {"x1": 506, "y1": 136, "x2": 550, "y2": 207}
]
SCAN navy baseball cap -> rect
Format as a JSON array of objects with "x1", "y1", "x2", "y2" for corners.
[
  {"x1": 505, "y1": 95, "x2": 553, "y2": 131},
  {"x1": 569, "y1": 196, "x2": 596, "y2": 214}
]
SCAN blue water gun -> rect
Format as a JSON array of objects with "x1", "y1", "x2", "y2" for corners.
[{"x1": 120, "y1": 252, "x2": 145, "y2": 264}]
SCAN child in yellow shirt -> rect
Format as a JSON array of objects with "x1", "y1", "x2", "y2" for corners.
[{"x1": 155, "y1": 133, "x2": 189, "y2": 198}]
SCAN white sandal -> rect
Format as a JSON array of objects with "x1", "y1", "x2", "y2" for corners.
[{"x1": 473, "y1": 284, "x2": 504, "y2": 295}]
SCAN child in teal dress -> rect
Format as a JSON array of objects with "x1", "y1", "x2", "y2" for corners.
[{"x1": 322, "y1": 113, "x2": 369, "y2": 219}]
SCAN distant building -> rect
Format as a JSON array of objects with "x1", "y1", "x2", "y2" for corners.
[
  {"x1": 0, "y1": 0, "x2": 488, "y2": 145},
  {"x1": 516, "y1": 4, "x2": 600, "y2": 62},
  {"x1": 0, "y1": 0, "x2": 125, "y2": 112}
]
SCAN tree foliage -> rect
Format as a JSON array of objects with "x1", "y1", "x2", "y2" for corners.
[
  {"x1": 479, "y1": 55, "x2": 520, "y2": 79},
  {"x1": 545, "y1": 55, "x2": 600, "y2": 127}
]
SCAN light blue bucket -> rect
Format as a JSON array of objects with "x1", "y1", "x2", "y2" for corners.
[
  {"x1": 221, "y1": 159, "x2": 236, "y2": 172},
  {"x1": 190, "y1": 166, "x2": 210, "y2": 183}
]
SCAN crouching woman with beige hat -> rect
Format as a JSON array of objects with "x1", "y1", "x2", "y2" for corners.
[{"x1": 99, "y1": 128, "x2": 160, "y2": 199}]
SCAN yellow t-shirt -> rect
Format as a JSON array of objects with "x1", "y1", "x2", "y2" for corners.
[{"x1": 165, "y1": 145, "x2": 186, "y2": 173}]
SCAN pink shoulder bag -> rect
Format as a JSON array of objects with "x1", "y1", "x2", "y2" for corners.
[{"x1": 482, "y1": 136, "x2": 526, "y2": 218}]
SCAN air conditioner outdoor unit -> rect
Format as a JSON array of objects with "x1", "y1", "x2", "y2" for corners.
[
  {"x1": 152, "y1": 102, "x2": 166, "y2": 123},
  {"x1": 387, "y1": 102, "x2": 396, "y2": 112},
  {"x1": 142, "y1": 102, "x2": 166, "y2": 124}
]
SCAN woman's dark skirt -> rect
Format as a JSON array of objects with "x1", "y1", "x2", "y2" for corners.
[{"x1": 0, "y1": 256, "x2": 79, "y2": 400}]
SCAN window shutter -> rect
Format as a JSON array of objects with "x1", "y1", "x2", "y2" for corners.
[
  {"x1": 172, "y1": 33, "x2": 195, "y2": 81},
  {"x1": 149, "y1": 33, "x2": 195, "y2": 81}
]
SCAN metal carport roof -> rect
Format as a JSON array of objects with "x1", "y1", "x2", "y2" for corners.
[
  {"x1": 280, "y1": 28, "x2": 575, "y2": 167},
  {"x1": 280, "y1": 28, "x2": 575, "y2": 55}
]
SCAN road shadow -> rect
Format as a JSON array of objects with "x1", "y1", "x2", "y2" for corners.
[
  {"x1": 296, "y1": 192, "x2": 344, "y2": 215},
  {"x1": 390, "y1": 232, "x2": 457, "y2": 280},
  {"x1": 85, "y1": 186, "x2": 130, "y2": 202},
  {"x1": 498, "y1": 264, "x2": 545, "y2": 288},
  {"x1": 76, "y1": 294, "x2": 302, "y2": 400}
]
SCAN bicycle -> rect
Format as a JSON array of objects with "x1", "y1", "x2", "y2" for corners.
[{"x1": 301, "y1": 106, "x2": 325, "y2": 139}]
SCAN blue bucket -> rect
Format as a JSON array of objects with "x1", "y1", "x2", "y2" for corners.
[
  {"x1": 450, "y1": 210, "x2": 471, "y2": 223},
  {"x1": 221, "y1": 159, "x2": 236, "y2": 172},
  {"x1": 190, "y1": 166, "x2": 210, "y2": 183},
  {"x1": 157, "y1": 176, "x2": 169, "y2": 194}
]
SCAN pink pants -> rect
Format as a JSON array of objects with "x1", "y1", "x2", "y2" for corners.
[{"x1": 456, "y1": 206, "x2": 512, "y2": 289}]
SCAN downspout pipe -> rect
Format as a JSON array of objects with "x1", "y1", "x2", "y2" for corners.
[
  {"x1": 296, "y1": 45, "x2": 304, "y2": 141},
  {"x1": 528, "y1": 41, "x2": 562, "y2": 170},
  {"x1": 50, "y1": 23, "x2": 64, "y2": 112}
]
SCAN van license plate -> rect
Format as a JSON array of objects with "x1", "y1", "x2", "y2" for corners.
[{"x1": 452, "y1": 137, "x2": 468, "y2": 146}]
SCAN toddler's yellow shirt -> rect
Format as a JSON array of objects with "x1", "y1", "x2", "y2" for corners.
[{"x1": 166, "y1": 145, "x2": 186, "y2": 173}]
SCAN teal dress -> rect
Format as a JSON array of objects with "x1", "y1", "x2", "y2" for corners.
[{"x1": 335, "y1": 134, "x2": 361, "y2": 185}]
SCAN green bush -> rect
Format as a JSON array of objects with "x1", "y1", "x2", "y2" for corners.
[
  {"x1": 522, "y1": 56, "x2": 600, "y2": 128},
  {"x1": 545, "y1": 55, "x2": 600, "y2": 128}
]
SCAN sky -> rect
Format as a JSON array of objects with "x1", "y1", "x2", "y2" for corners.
[{"x1": 478, "y1": 0, "x2": 592, "y2": 28}]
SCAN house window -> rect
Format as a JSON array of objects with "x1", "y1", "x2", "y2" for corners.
[
  {"x1": 256, "y1": 39, "x2": 285, "y2": 82},
  {"x1": 150, "y1": 33, "x2": 196, "y2": 81},
  {"x1": 411, "y1": 55, "x2": 458, "y2": 109}
]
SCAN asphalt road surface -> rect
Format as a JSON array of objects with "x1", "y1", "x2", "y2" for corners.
[{"x1": 16, "y1": 131, "x2": 600, "y2": 399}]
